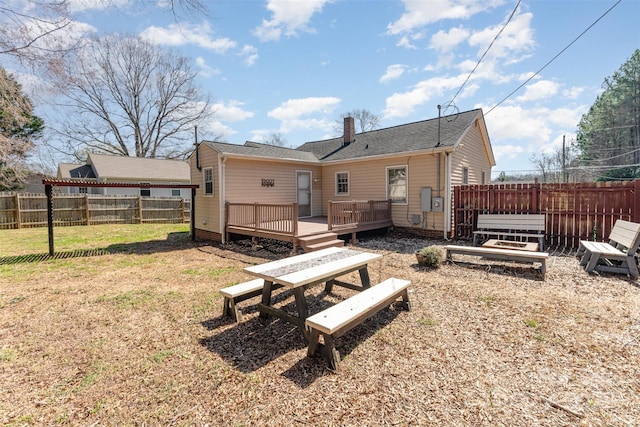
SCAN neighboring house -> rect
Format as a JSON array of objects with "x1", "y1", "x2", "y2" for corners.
[
  {"x1": 189, "y1": 108, "x2": 495, "y2": 244},
  {"x1": 57, "y1": 153, "x2": 191, "y2": 199}
]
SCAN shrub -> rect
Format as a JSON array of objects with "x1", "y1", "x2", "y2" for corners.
[{"x1": 415, "y1": 246, "x2": 443, "y2": 268}]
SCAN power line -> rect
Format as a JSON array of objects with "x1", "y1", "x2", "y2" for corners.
[
  {"x1": 450, "y1": 0, "x2": 522, "y2": 104},
  {"x1": 486, "y1": 0, "x2": 623, "y2": 116}
]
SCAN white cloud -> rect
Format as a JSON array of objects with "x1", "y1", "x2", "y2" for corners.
[
  {"x1": 492, "y1": 143, "x2": 524, "y2": 162},
  {"x1": 396, "y1": 36, "x2": 417, "y2": 49},
  {"x1": 67, "y1": 0, "x2": 129, "y2": 13},
  {"x1": 468, "y1": 12, "x2": 535, "y2": 62},
  {"x1": 253, "y1": 0, "x2": 330, "y2": 42},
  {"x1": 195, "y1": 57, "x2": 220, "y2": 78},
  {"x1": 380, "y1": 64, "x2": 407, "y2": 83},
  {"x1": 563, "y1": 86, "x2": 586, "y2": 99},
  {"x1": 198, "y1": 100, "x2": 254, "y2": 139},
  {"x1": 267, "y1": 96, "x2": 340, "y2": 134},
  {"x1": 240, "y1": 45, "x2": 259, "y2": 66},
  {"x1": 211, "y1": 100, "x2": 254, "y2": 122},
  {"x1": 516, "y1": 80, "x2": 559, "y2": 102},
  {"x1": 383, "y1": 76, "x2": 462, "y2": 118},
  {"x1": 387, "y1": 0, "x2": 505, "y2": 35},
  {"x1": 140, "y1": 22, "x2": 236, "y2": 53},
  {"x1": 430, "y1": 26, "x2": 470, "y2": 53},
  {"x1": 268, "y1": 97, "x2": 340, "y2": 120}
]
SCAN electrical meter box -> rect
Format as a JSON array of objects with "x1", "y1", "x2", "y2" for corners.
[
  {"x1": 432, "y1": 197, "x2": 444, "y2": 212},
  {"x1": 420, "y1": 187, "x2": 432, "y2": 212}
]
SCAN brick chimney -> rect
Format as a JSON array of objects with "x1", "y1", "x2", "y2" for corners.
[{"x1": 343, "y1": 116, "x2": 355, "y2": 146}]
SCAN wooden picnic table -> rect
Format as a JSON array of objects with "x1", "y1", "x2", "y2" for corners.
[{"x1": 243, "y1": 247, "x2": 382, "y2": 336}]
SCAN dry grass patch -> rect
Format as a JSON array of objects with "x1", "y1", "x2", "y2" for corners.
[{"x1": 1, "y1": 226, "x2": 639, "y2": 425}]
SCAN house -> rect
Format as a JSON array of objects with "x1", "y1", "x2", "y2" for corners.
[
  {"x1": 189, "y1": 108, "x2": 494, "y2": 248},
  {"x1": 57, "y1": 153, "x2": 191, "y2": 199}
]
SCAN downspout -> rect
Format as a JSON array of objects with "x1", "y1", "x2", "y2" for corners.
[
  {"x1": 444, "y1": 151, "x2": 452, "y2": 240},
  {"x1": 219, "y1": 156, "x2": 227, "y2": 243}
]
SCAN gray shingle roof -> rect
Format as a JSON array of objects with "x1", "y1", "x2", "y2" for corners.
[
  {"x1": 202, "y1": 140, "x2": 320, "y2": 162},
  {"x1": 296, "y1": 109, "x2": 483, "y2": 162},
  {"x1": 87, "y1": 154, "x2": 190, "y2": 181}
]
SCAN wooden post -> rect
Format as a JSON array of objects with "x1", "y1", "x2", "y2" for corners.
[
  {"x1": 138, "y1": 195, "x2": 143, "y2": 224},
  {"x1": 46, "y1": 184, "x2": 54, "y2": 256},
  {"x1": 84, "y1": 194, "x2": 90, "y2": 226},
  {"x1": 190, "y1": 188, "x2": 196, "y2": 241},
  {"x1": 328, "y1": 201, "x2": 333, "y2": 231},
  {"x1": 292, "y1": 203, "x2": 298, "y2": 236},
  {"x1": 14, "y1": 193, "x2": 21, "y2": 229},
  {"x1": 633, "y1": 179, "x2": 640, "y2": 224}
]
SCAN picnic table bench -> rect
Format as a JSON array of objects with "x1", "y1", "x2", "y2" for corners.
[
  {"x1": 445, "y1": 245, "x2": 549, "y2": 277},
  {"x1": 306, "y1": 277, "x2": 411, "y2": 370},
  {"x1": 577, "y1": 219, "x2": 640, "y2": 279},
  {"x1": 473, "y1": 213, "x2": 546, "y2": 250}
]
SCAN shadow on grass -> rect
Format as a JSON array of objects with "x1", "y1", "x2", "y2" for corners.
[
  {"x1": 0, "y1": 231, "x2": 196, "y2": 265},
  {"x1": 200, "y1": 291, "x2": 402, "y2": 388}
]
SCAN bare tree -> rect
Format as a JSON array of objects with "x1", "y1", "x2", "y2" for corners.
[
  {"x1": 55, "y1": 34, "x2": 210, "y2": 160},
  {"x1": 262, "y1": 132, "x2": 289, "y2": 147},
  {"x1": 334, "y1": 108, "x2": 381, "y2": 134},
  {"x1": 0, "y1": 1, "x2": 206, "y2": 67}
]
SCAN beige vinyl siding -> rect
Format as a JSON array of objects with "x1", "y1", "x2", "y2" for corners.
[
  {"x1": 189, "y1": 145, "x2": 221, "y2": 234},
  {"x1": 321, "y1": 153, "x2": 445, "y2": 229},
  {"x1": 224, "y1": 159, "x2": 322, "y2": 217},
  {"x1": 450, "y1": 120, "x2": 492, "y2": 185}
]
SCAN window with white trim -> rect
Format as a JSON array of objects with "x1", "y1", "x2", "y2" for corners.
[
  {"x1": 203, "y1": 167, "x2": 214, "y2": 196},
  {"x1": 336, "y1": 172, "x2": 349, "y2": 195},
  {"x1": 387, "y1": 166, "x2": 407, "y2": 204}
]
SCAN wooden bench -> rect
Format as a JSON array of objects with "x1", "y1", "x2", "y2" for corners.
[
  {"x1": 473, "y1": 214, "x2": 546, "y2": 250},
  {"x1": 445, "y1": 245, "x2": 549, "y2": 278},
  {"x1": 220, "y1": 279, "x2": 281, "y2": 322},
  {"x1": 305, "y1": 278, "x2": 411, "y2": 370},
  {"x1": 577, "y1": 219, "x2": 640, "y2": 279}
]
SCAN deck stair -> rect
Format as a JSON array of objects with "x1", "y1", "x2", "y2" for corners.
[{"x1": 298, "y1": 232, "x2": 344, "y2": 252}]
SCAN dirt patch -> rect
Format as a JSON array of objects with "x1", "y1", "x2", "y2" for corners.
[{"x1": 1, "y1": 231, "x2": 639, "y2": 425}]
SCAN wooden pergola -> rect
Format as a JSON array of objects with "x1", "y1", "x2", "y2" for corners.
[{"x1": 42, "y1": 179, "x2": 199, "y2": 256}]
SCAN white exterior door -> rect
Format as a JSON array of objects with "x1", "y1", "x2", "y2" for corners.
[{"x1": 297, "y1": 171, "x2": 311, "y2": 217}]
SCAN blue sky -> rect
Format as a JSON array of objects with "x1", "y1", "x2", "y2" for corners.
[{"x1": 15, "y1": 0, "x2": 640, "y2": 177}]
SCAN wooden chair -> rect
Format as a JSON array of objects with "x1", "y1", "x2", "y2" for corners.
[{"x1": 577, "y1": 220, "x2": 640, "y2": 279}]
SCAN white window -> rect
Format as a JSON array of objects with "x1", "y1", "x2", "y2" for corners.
[
  {"x1": 387, "y1": 166, "x2": 407, "y2": 204},
  {"x1": 463, "y1": 167, "x2": 469, "y2": 185},
  {"x1": 140, "y1": 182, "x2": 151, "y2": 197},
  {"x1": 336, "y1": 172, "x2": 349, "y2": 195},
  {"x1": 203, "y1": 167, "x2": 214, "y2": 196},
  {"x1": 78, "y1": 187, "x2": 88, "y2": 194}
]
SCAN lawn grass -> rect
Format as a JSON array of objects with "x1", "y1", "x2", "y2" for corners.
[{"x1": 0, "y1": 223, "x2": 191, "y2": 257}]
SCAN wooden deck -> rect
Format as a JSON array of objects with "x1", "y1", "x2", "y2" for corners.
[{"x1": 225, "y1": 201, "x2": 393, "y2": 252}]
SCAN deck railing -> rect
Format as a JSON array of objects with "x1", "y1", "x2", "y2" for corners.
[
  {"x1": 328, "y1": 200, "x2": 392, "y2": 231},
  {"x1": 225, "y1": 202, "x2": 298, "y2": 236}
]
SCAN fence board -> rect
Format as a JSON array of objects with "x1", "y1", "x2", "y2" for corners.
[
  {"x1": 0, "y1": 193, "x2": 190, "y2": 229},
  {"x1": 453, "y1": 180, "x2": 638, "y2": 249}
]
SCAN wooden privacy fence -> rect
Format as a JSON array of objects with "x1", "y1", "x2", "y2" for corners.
[
  {"x1": 453, "y1": 180, "x2": 640, "y2": 249},
  {"x1": 0, "y1": 193, "x2": 191, "y2": 229}
]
